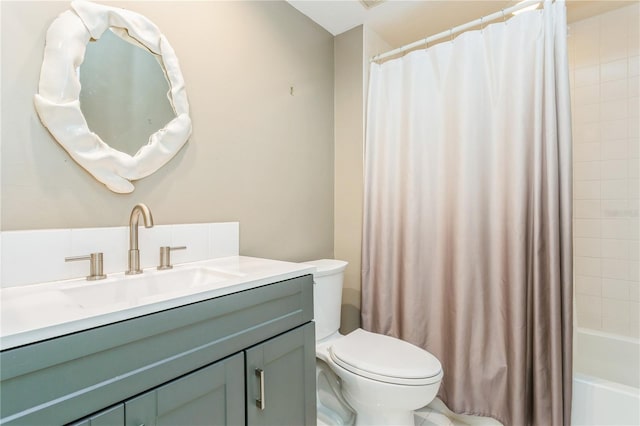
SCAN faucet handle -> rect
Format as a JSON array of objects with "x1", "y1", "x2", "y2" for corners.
[
  {"x1": 65, "y1": 252, "x2": 107, "y2": 281},
  {"x1": 157, "y1": 246, "x2": 187, "y2": 270}
]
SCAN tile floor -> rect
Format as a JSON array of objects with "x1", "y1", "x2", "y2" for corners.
[{"x1": 414, "y1": 399, "x2": 503, "y2": 426}]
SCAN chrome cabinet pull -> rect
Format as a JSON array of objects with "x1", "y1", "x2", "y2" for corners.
[{"x1": 255, "y1": 368, "x2": 265, "y2": 410}]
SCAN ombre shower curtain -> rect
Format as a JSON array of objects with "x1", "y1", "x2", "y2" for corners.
[{"x1": 362, "y1": 2, "x2": 572, "y2": 425}]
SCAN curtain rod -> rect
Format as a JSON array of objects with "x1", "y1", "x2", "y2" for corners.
[{"x1": 370, "y1": 0, "x2": 543, "y2": 63}]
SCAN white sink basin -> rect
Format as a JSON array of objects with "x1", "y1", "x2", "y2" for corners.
[
  {"x1": 0, "y1": 256, "x2": 316, "y2": 351},
  {"x1": 60, "y1": 267, "x2": 244, "y2": 309}
]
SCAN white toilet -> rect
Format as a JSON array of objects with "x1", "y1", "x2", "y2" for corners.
[{"x1": 304, "y1": 259, "x2": 443, "y2": 426}]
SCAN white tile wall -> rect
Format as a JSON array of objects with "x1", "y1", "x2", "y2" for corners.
[
  {"x1": 210, "y1": 222, "x2": 240, "y2": 259},
  {"x1": 575, "y1": 219, "x2": 601, "y2": 238},
  {"x1": 0, "y1": 222, "x2": 240, "y2": 288},
  {"x1": 1, "y1": 229, "x2": 72, "y2": 287},
  {"x1": 570, "y1": 3, "x2": 640, "y2": 338}
]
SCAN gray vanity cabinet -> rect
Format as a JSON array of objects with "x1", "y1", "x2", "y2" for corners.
[
  {"x1": 125, "y1": 353, "x2": 245, "y2": 426},
  {"x1": 246, "y1": 323, "x2": 316, "y2": 426},
  {"x1": 71, "y1": 405, "x2": 125, "y2": 426},
  {"x1": 0, "y1": 275, "x2": 315, "y2": 426},
  {"x1": 69, "y1": 355, "x2": 245, "y2": 426}
]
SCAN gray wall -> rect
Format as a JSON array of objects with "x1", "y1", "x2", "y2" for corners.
[
  {"x1": 334, "y1": 26, "x2": 364, "y2": 333},
  {"x1": 1, "y1": 1, "x2": 335, "y2": 262},
  {"x1": 333, "y1": 25, "x2": 392, "y2": 333}
]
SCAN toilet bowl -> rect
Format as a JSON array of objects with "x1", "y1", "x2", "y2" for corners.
[{"x1": 304, "y1": 259, "x2": 443, "y2": 426}]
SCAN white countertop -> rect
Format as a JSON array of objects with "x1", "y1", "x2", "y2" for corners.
[{"x1": 0, "y1": 256, "x2": 315, "y2": 351}]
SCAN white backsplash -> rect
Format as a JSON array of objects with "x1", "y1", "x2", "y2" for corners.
[{"x1": 0, "y1": 222, "x2": 239, "y2": 288}]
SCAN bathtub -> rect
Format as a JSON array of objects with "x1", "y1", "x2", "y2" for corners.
[{"x1": 572, "y1": 328, "x2": 640, "y2": 426}]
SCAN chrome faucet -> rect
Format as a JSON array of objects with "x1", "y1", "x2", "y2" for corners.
[{"x1": 126, "y1": 203, "x2": 154, "y2": 275}]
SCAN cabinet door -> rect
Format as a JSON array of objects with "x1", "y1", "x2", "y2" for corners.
[
  {"x1": 246, "y1": 323, "x2": 316, "y2": 426},
  {"x1": 70, "y1": 404, "x2": 124, "y2": 426},
  {"x1": 125, "y1": 353, "x2": 244, "y2": 426}
]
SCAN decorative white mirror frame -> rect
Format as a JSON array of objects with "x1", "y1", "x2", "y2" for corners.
[{"x1": 34, "y1": 0, "x2": 192, "y2": 194}]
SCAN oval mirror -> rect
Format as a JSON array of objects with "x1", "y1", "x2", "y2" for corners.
[
  {"x1": 79, "y1": 29, "x2": 176, "y2": 157},
  {"x1": 34, "y1": 0, "x2": 192, "y2": 193}
]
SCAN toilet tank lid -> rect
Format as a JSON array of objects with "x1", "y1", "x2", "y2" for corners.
[{"x1": 301, "y1": 259, "x2": 348, "y2": 277}]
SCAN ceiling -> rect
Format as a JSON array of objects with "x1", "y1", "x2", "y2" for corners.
[{"x1": 287, "y1": 0, "x2": 637, "y2": 49}]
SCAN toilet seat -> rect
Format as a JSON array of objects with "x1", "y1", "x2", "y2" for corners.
[{"x1": 328, "y1": 329, "x2": 442, "y2": 386}]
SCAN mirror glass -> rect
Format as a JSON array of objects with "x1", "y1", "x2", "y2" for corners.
[
  {"x1": 79, "y1": 29, "x2": 176, "y2": 156},
  {"x1": 35, "y1": 0, "x2": 192, "y2": 193}
]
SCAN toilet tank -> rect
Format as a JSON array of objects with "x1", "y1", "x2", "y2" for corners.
[{"x1": 302, "y1": 259, "x2": 348, "y2": 341}]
